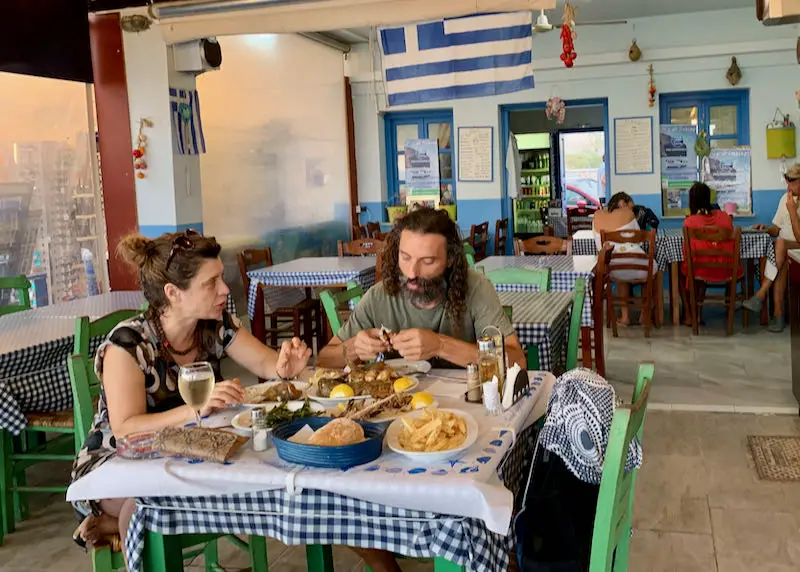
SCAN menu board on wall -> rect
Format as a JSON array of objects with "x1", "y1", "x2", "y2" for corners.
[
  {"x1": 704, "y1": 148, "x2": 752, "y2": 213},
  {"x1": 458, "y1": 127, "x2": 493, "y2": 182},
  {"x1": 614, "y1": 117, "x2": 654, "y2": 175},
  {"x1": 660, "y1": 125, "x2": 699, "y2": 216},
  {"x1": 404, "y1": 138, "x2": 440, "y2": 202}
]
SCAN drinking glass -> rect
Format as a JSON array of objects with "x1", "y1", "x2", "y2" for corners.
[{"x1": 178, "y1": 361, "x2": 215, "y2": 428}]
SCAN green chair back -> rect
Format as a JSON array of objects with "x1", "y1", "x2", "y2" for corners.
[
  {"x1": 319, "y1": 281, "x2": 364, "y2": 336},
  {"x1": 565, "y1": 277, "x2": 586, "y2": 370},
  {"x1": 486, "y1": 268, "x2": 551, "y2": 292},
  {"x1": 0, "y1": 275, "x2": 32, "y2": 316},
  {"x1": 589, "y1": 362, "x2": 654, "y2": 572},
  {"x1": 463, "y1": 242, "x2": 476, "y2": 268}
]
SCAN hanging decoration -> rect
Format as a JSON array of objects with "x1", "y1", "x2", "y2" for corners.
[
  {"x1": 132, "y1": 118, "x2": 153, "y2": 179},
  {"x1": 695, "y1": 130, "x2": 712, "y2": 181},
  {"x1": 647, "y1": 64, "x2": 656, "y2": 107},
  {"x1": 560, "y1": 2, "x2": 577, "y2": 68},
  {"x1": 726, "y1": 56, "x2": 742, "y2": 86},
  {"x1": 628, "y1": 40, "x2": 642, "y2": 62},
  {"x1": 169, "y1": 87, "x2": 207, "y2": 155},
  {"x1": 546, "y1": 97, "x2": 567, "y2": 124},
  {"x1": 795, "y1": 89, "x2": 800, "y2": 108}
]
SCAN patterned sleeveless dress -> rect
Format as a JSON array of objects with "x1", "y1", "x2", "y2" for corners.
[{"x1": 71, "y1": 310, "x2": 241, "y2": 514}]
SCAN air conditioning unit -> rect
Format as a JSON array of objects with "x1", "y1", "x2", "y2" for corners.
[
  {"x1": 757, "y1": 0, "x2": 800, "y2": 25},
  {"x1": 172, "y1": 38, "x2": 222, "y2": 74}
]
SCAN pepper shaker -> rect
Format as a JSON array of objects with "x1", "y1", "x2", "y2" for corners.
[
  {"x1": 251, "y1": 407, "x2": 269, "y2": 452},
  {"x1": 465, "y1": 363, "x2": 482, "y2": 403}
]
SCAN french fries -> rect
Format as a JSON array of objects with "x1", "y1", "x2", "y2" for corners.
[{"x1": 397, "y1": 409, "x2": 467, "y2": 453}]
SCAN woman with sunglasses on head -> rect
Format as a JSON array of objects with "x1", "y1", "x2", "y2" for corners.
[{"x1": 71, "y1": 230, "x2": 311, "y2": 550}]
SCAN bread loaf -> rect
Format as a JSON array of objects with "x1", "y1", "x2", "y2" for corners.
[{"x1": 307, "y1": 418, "x2": 365, "y2": 447}]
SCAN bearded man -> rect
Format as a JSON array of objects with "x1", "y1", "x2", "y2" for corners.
[{"x1": 317, "y1": 208, "x2": 525, "y2": 369}]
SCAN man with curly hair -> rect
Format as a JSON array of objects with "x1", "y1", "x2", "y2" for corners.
[{"x1": 318, "y1": 208, "x2": 525, "y2": 370}]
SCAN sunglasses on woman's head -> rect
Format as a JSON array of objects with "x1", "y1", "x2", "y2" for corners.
[{"x1": 165, "y1": 229, "x2": 201, "y2": 271}]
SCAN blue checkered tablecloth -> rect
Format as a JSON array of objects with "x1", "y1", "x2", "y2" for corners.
[
  {"x1": 478, "y1": 256, "x2": 595, "y2": 327},
  {"x1": 571, "y1": 228, "x2": 777, "y2": 271},
  {"x1": 124, "y1": 423, "x2": 538, "y2": 572},
  {"x1": 246, "y1": 257, "x2": 377, "y2": 318},
  {"x1": 499, "y1": 291, "x2": 572, "y2": 372},
  {"x1": 0, "y1": 292, "x2": 235, "y2": 435}
]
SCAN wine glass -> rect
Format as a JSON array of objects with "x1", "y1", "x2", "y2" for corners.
[{"x1": 178, "y1": 361, "x2": 215, "y2": 428}]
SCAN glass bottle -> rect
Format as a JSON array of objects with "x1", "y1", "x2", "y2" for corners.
[
  {"x1": 478, "y1": 338, "x2": 500, "y2": 387},
  {"x1": 465, "y1": 363, "x2": 482, "y2": 403}
]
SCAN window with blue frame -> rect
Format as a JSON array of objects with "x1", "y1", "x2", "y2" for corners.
[
  {"x1": 659, "y1": 89, "x2": 750, "y2": 216},
  {"x1": 385, "y1": 111, "x2": 454, "y2": 217}
]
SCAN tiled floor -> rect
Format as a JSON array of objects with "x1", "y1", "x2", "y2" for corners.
[{"x1": 2, "y1": 411, "x2": 799, "y2": 571}]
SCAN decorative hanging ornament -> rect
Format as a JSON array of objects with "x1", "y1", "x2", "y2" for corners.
[
  {"x1": 560, "y1": 2, "x2": 578, "y2": 68},
  {"x1": 647, "y1": 64, "x2": 656, "y2": 107},
  {"x1": 628, "y1": 40, "x2": 642, "y2": 62},
  {"x1": 133, "y1": 118, "x2": 153, "y2": 179},
  {"x1": 795, "y1": 89, "x2": 800, "y2": 109},
  {"x1": 726, "y1": 56, "x2": 742, "y2": 86},
  {"x1": 546, "y1": 97, "x2": 567, "y2": 124}
]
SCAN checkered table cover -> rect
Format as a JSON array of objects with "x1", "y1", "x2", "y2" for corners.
[
  {"x1": 246, "y1": 257, "x2": 377, "y2": 318},
  {"x1": 479, "y1": 256, "x2": 595, "y2": 327},
  {"x1": 570, "y1": 229, "x2": 777, "y2": 271},
  {"x1": 125, "y1": 424, "x2": 537, "y2": 572},
  {"x1": 499, "y1": 292, "x2": 572, "y2": 371}
]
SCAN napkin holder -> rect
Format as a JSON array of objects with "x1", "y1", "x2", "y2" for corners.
[{"x1": 501, "y1": 364, "x2": 530, "y2": 410}]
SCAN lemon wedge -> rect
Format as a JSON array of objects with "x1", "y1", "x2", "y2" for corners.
[
  {"x1": 410, "y1": 392, "x2": 435, "y2": 410},
  {"x1": 393, "y1": 377, "x2": 416, "y2": 393},
  {"x1": 329, "y1": 384, "x2": 355, "y2": 399}
]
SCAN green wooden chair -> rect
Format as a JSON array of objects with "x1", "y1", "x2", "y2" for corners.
[
  {"x1": 319, "y1": 280, "x2": 364, "y2": 335},
  {"x1": 566, "y1": 277, "x2": 587, "y2": 371},
  {"x1": 0, "y1": 275, "x2": 32, "y2": 316},
  {"x1": 485, "y1": 268, "x2": 551, "y2": 292},
  {"x1": 589, "y1": 362, "x2": 654, "y2": 572},
  {"x1": 463, "y1": 242, "x2": 476, "y2": 268}
]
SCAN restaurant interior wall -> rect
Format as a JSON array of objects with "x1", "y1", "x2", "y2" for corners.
[
  {"x1": 196, "y1": 34, "x2": 352, "y2": 303},
  {"x1": 349, "y1": 7, "x2": 799, "y2": 234}
]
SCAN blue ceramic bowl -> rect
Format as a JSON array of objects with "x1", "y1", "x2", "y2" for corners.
[{"x1": 271, "y1": 417, "x2": 386, "y2": 469}]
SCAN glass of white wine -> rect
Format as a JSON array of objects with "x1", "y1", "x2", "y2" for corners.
[{"x1": 178, "y1": 362, "x2": 216, "y2": 428}]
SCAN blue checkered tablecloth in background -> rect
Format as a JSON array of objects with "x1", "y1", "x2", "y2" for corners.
[
  {"x1": 125, "y1": 424, "x2": 538, "y2": 572},
  {"x1": 0, "y1": 292, "x2": 236, "y2": 434},
  {"x1": 498, "y1": 291, "x2": 572, "y2": 371},
  {"x1": 571, "y1": 228, "x2": 776, "y2": 270}
]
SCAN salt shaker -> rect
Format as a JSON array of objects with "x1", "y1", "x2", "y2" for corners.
[
  {"x1": 251, "y1": 407, "x2": 269, "y2": 452},
  {"x1": 465, "y1": 363, "x2": 482, "y2": 403}
]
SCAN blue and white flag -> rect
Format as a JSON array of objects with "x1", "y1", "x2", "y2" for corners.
[
  {"x1": 379, "y1": 12, "x2": 533, "y2": 106},
  {"x1": 169, "y1": 87, "x2": 206, "y2": 155}
]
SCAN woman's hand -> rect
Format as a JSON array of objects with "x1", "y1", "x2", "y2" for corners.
[
  {"x1": 199, "y1": 379, "x2": 245, "y2": 417},
  {"x1": 276, "y1": 337, "x2": 312, "y2": 379}
]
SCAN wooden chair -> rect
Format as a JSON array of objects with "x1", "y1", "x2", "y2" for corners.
[
  {"x1": 515, "y1": 236, "x2": 566, "y2": 256},
  {"x1": 567, "y1": 206, "x2": 597, "y2": 235},
  {"x1": 0, "y1": 275, "x2": 31, "y2": 316},
  {"x1": 352, "y1": 224, "x2": 368, "y2": 239},
  {"x1": 683, "y1": 226, "x2": 746, "y2": 336},
  {"x1": 365, "y1": 222, "x2": 381, "y2": 238},
  {"x1": 463, "y1": 243, "x2": 476, "y2": 268},
  {"x1": 485, "y1": 268, "x2": 551, "y2": 292},
  {"x1": 337, "y1": 238, "x2": 385, "y2": 281},
  {"x1": 494, "y1": 218, "x2": 509, "y2": 256},
  {"x1": 468, "y1": 221, "x2": 490, "y2": 262},
  {"x1": 599, "y1": 229, "x2": 659, "y2": 338},
  {"x1": 237, "y1": 248, "x2": 320, "y2": 349},
  {"x1": 319, "y1": 281, "x2": 364, "y2": 335},
  {"x1": 566, "y1": 277, "x2": 586, "y2": 370},
  {"x1": 589, "y1": 362, "x2": 653, "y2": 572}
]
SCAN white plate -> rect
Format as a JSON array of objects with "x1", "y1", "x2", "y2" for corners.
[
  {"x1": 385, "y1": 408, "x2": 479, "y2": 464},
  {"x1": 384, "y1": 359, "x2": 432, "y2": 376},
  {"x1": 306, "y1": 385, "x2": 372, "y2": 408},
  {"x1": 243, "y1": 381, "x2": 310, "y2": 406},
  {"x1": 231, "y1": 401, "x2": 324, "y2": 431}
]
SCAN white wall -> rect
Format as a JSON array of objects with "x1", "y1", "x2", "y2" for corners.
[{"x1": 350, "y1": 8, "x2": 800, "y2": 213}]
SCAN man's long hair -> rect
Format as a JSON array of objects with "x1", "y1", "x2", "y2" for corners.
[{"x1": 379, "y1": 208, "x2": 469, "y2": 334}]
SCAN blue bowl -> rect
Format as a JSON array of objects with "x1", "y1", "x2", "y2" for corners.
[{"x1": 271, "y1": 417, "x2": 386, "y2": 469}]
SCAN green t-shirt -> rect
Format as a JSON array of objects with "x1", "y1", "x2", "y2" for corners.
[{"x1": 338, "y1": 270, "x2": 515, "y2": 365}]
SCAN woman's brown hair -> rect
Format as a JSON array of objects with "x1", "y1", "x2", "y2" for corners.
[
  {"x1": 118, "y1": 230, "x2": 221, "y2": 315},
  {"x1": 379, "y1": 208, "x2": 469, "y2": 334}
]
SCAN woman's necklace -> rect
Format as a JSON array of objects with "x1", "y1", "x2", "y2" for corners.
[{"x1": 148, "y1": 309, "x2": 200, "y2": 358}]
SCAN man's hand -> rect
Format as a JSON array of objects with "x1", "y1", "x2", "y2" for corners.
[
  {"x1": 352, "y1": 329, "x2": 389, "y2": 362},
  {"x1": 391, "y1": 329, "x2": 443, "y2": 361}
]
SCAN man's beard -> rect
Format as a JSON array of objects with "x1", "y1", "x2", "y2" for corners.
[{"x1": 401, "y1": 274, "x2": 448, "y2": 307}]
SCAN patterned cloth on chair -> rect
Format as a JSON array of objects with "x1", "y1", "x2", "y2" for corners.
[{"x1": 539, "y1": 368, "x2": 642, "y2": 484}]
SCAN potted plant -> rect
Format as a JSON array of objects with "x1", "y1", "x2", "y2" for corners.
[
  {"x1": 386, "y1": 192, "x2": 407, "y2": 223},
  {"x1": 439, "y1": 188, "x2": 457, "y2": 221}
]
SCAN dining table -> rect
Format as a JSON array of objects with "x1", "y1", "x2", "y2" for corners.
[
  {"x1": 498, "y1": 291, "x2": 572, "y2": 372},
  {"x1": 0, "y1": 291, "x2": 146, "y2": 434},
  {"x1": 67, "y1": 369, "x2": 556, "y2": 572}
]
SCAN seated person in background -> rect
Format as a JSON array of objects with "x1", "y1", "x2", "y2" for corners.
[
  {"x1": 742, "y1": 164, "x2": 800, "y2": 332},
  {"x1": 681, "y1": 182, "x2": 743, "y2": 324},
  {"x1": 318, "y1": 207, "x2": 525, "y2": 370},
  {"x1": 593, "y1": 192, "x2": 655, "y2": 325}
]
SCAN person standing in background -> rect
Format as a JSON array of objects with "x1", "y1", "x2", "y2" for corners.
[{"x1": 597, "y1": 154, "x2": 607, "y2": 200}]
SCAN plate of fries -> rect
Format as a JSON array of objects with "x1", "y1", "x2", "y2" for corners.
[{"x1": 385, "y1": 408, "x2": 478, "y2": 464}]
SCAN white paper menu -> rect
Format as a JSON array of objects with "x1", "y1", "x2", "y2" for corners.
[
  {"x1": 458, "y1": 127, "x2": 493, "y2": 181},
  {"x1": 614, "y1": 117, "x2": 654, "y2": 175}
]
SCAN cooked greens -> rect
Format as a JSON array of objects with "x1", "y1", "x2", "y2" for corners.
[{"x1": 264, "y1": 399, "x2": 318, "y2": 428}]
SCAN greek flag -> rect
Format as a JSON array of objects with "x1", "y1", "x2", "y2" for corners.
[
  {"x1": 379, "y1": 12, "x2": 533, "y2": 106},
  {"x1": 169, "y1": 87, "x2": 206, "y2": 155}
]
